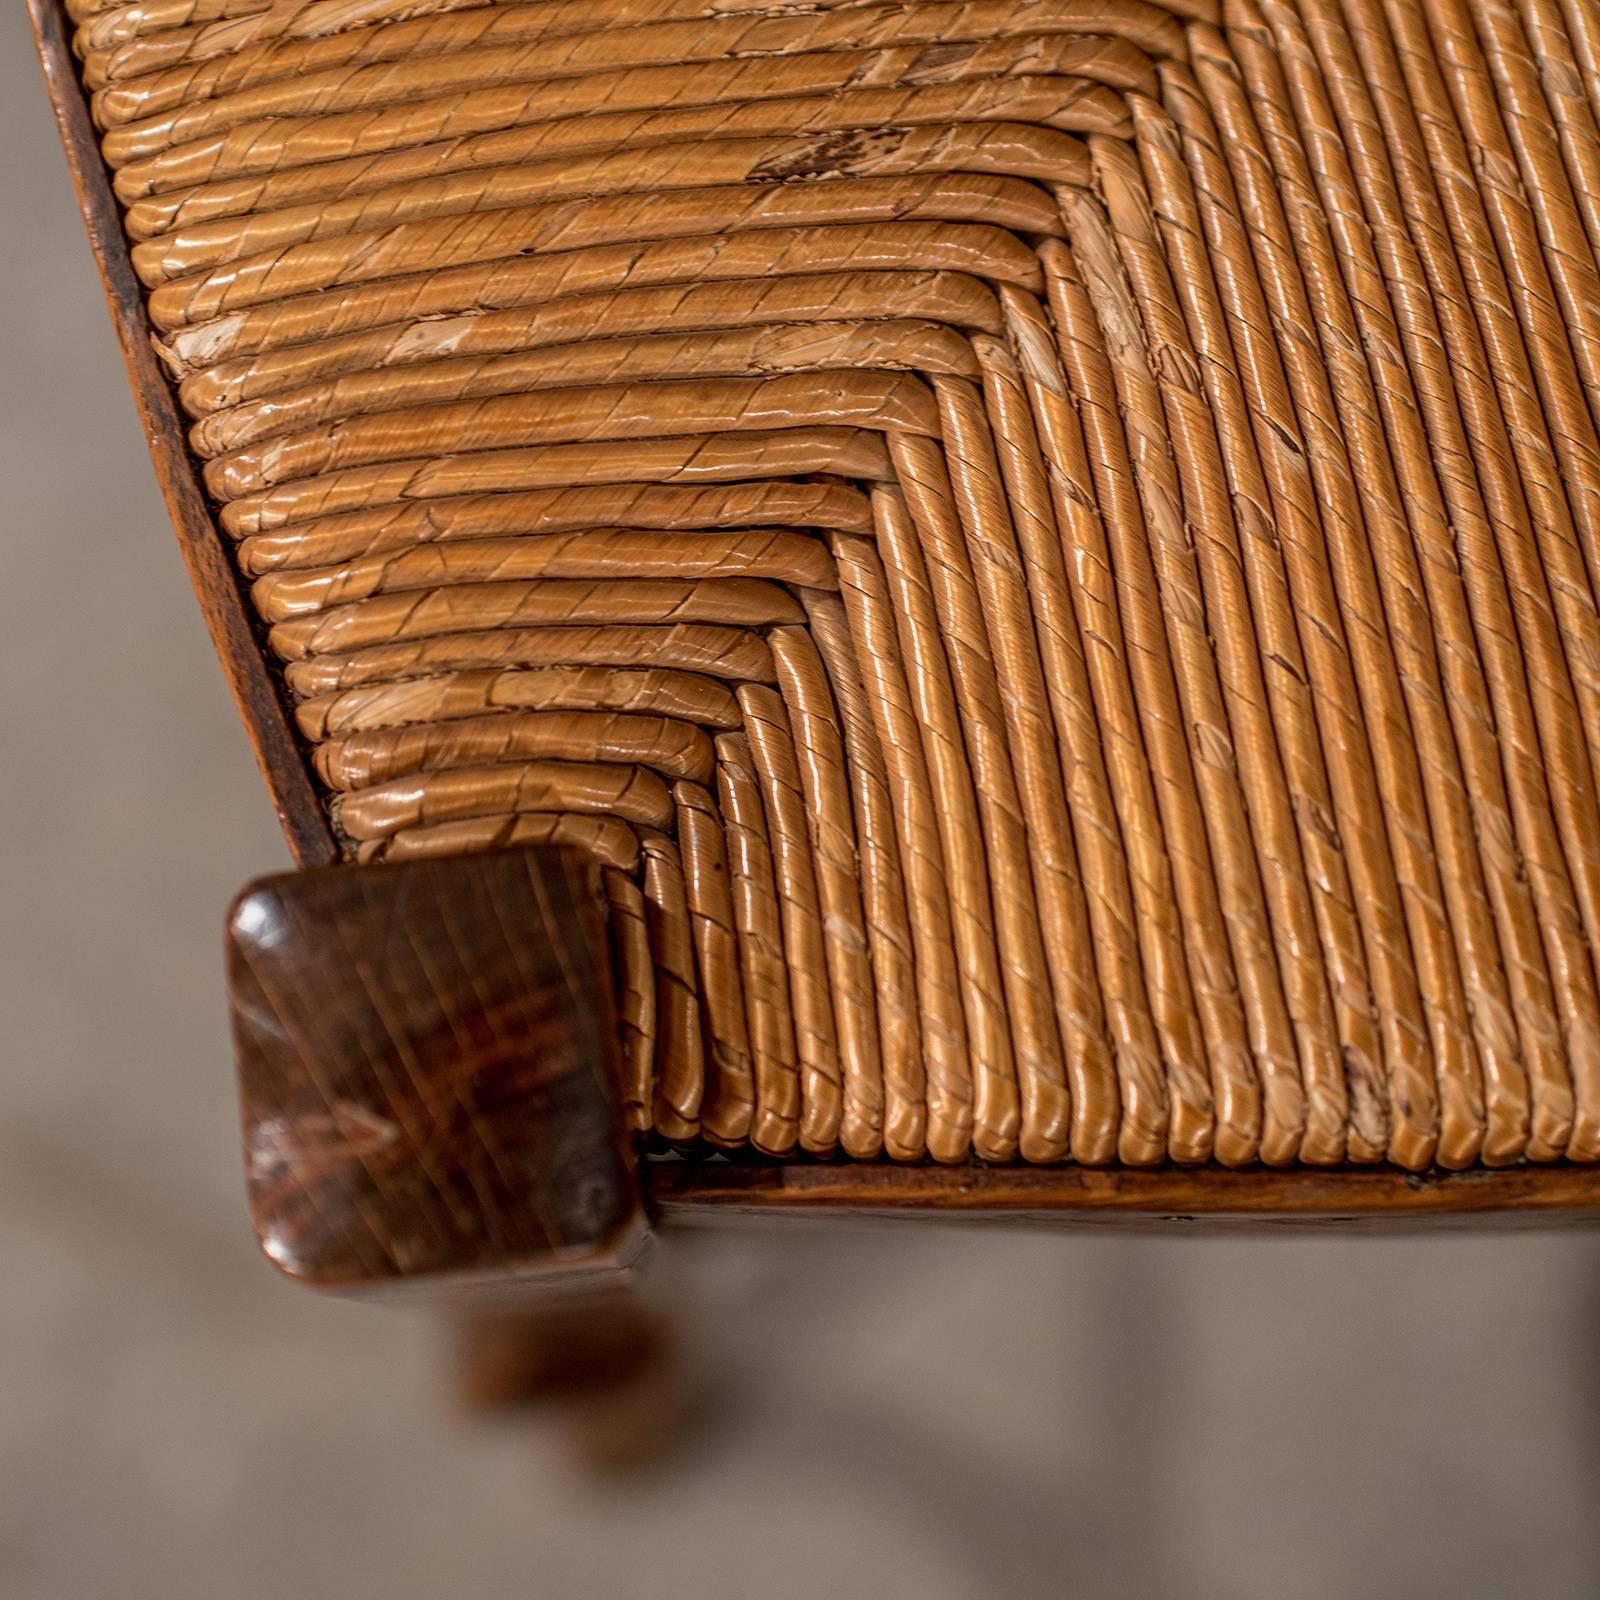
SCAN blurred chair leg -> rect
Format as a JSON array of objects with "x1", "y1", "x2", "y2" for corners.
[
  {"x1": 454, "y1": 1291, "x2": 687, "y2": 1474},
  {"x1": 225, "y1": 843, "x2": 690, "y2": 1468}
]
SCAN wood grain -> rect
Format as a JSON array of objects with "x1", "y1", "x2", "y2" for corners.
[{"x1": 228, "y1": 847, "x2": 645, "y2": 1291}]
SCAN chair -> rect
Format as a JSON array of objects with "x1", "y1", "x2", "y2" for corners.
[{"x1": 31, "y1": 0, "x2": 1600, "y2": 1335}]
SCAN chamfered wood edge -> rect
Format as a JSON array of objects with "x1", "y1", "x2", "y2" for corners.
[
  {"x1": 27, "y1": 0, "x2": 336, "y2": 867},
  {"x1": 644, "y1": 1159, "x2": 1600, "y2": 1229}
]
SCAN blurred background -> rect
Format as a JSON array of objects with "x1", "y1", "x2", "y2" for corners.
[{"x1": 7, "y1": 11, "x2": 1600, "y2": 1597}]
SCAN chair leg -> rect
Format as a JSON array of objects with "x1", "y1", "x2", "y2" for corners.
[
  {"x1": 454, "y1": 1291, "x2": 686, "y2": 1473},
  {"x1": 225, "y1": 845, "x2": 649, "y2": 1298}
]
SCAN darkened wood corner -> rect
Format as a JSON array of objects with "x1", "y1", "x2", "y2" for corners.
[{"x1": 226, "y1": 847, "x2": 647, "y2": 1295}]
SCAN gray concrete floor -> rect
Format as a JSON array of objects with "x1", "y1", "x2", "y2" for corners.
[{"x1": 6, "y1": 12, "x2": 1600, "y2": 1597}]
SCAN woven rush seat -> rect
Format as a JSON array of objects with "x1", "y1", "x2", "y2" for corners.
[{"x1": 57, "y1": 0, "x2": 1600, "y2": 1177}]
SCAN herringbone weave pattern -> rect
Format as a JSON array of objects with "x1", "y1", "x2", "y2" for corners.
[{"x1": 73, "y1": 0, "x2": 1600, "y2": 1168}]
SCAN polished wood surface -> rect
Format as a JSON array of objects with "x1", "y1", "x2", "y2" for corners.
[
  {"x1": 649, "y1": 1159, "x2": 1600, "y2": 1229},
  {"x1": 228, "y1": 847, "x2": 645, "y2": 1290}
]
